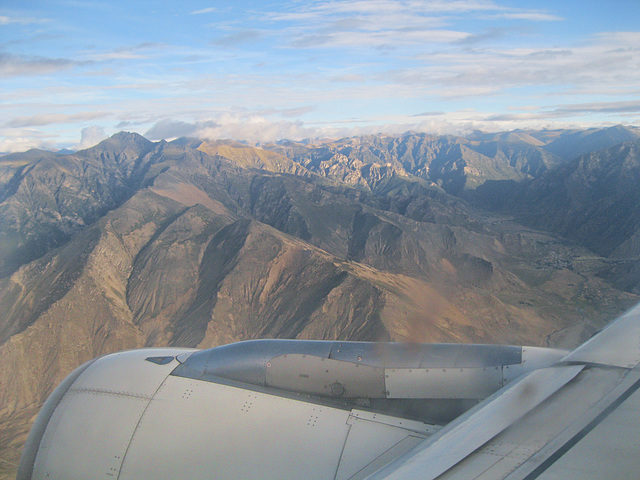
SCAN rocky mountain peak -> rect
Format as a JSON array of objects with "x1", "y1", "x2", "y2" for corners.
[{"x1": 84, "y1": 131, "x2": 154, "y2": 158}]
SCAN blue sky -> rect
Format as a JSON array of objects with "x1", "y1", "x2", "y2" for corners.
[{"x1": 1, "y1": 0, "x2": 639, "y2": 152}]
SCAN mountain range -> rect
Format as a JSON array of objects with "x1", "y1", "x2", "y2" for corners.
[{"x1": 1, "y1": 125, "x2": 639, "y2": 479}]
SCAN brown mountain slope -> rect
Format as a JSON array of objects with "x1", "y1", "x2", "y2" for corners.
[{"x1": 197, "y1": 139, "x2": 309, "y2": 176}]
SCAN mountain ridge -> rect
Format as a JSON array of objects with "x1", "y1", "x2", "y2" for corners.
[
  {"x1": 472, "y1": 140, "x2": 640, "y2": 257},
  {"x1": 1, "y1": 126, "x2": 639, "y2": 478}
]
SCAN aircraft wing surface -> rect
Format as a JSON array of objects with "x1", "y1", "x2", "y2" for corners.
[{"x1": 369, "y1": 302, "x2": 640, "y2": 479}]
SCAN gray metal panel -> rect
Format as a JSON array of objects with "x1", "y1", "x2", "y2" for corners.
[
  {"x1": 28, "y1": 349, "x2": 188, "y2": 480},
  {"x1": 17, "y1": 358, "x2": 98, "y2": 480},
  {"x1": 505, "y1": 367, "x2": 640, "y2": 480},
  {"x1": 266, "y1": 354, "x2": 386, "y2": 398},
  {"x1": 175, "y1": 351, "x2": 196, "y2": 364},
  {"x1": 385, "y1": 367, "x2": 504, "y2": 399},
  {"x1": 172, "y1": 339, "x2": 335, "y2": 386},
  {"x1": 563, "y1": 302, "x2": 640, "y2": 368},
  {"x1": 32, "y1": 389, "x2": 150, "y2": 479},
  {"x1": 452, "y1": 345, "x2": 521, "y2": 368},
  {"x1": 118, "y1": 375, "x2": 351, "y2": 480},
  {"x1": 329, "y1": 343, "x2": 521, "y2": 368},
  {"x1": 172, "y1": 341, "x2": 527, "y2": 390},
  {"x1": 335, "y1": 412, "x2": 430, "y2": 480},
  {"x1": 366, "y1": 365, "x2": 584, "y2": 480},
  {"x1": 502, "y1": 347, "x2": 568, "y2": 384},
  {"x1": 115, "y1": 375, "x2": 443, "y2": 480},
  {"x1": 347, "y1": 410, "x2": 439, "y2": 435},
  {"x1": 329, "y1": 342, "x2": 400, "y2": 367},
  {"x1": 71, "y1": 348, "x2": 189, "y2": 397},
  {"x1": 337, "y1": 430, "x2": 423, "y2": 479},
  {"x1": 347, "y1": 436, "x2": 426, "y2": 480},
  {"x1": 412, "y1": 344, "x2": 521, "y2": 368}
]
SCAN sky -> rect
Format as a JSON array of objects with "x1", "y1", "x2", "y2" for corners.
[{"x1": 1, "y1": 0, "x2": 639, "y2": 152}]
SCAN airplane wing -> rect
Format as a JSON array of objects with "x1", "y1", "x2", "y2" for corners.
[
  {"x1": 370, "y1": 301, "x2": 640, "y2": 479},
  {"x1": 17, "y1": 302, "x2": 640, "y2": 479}
]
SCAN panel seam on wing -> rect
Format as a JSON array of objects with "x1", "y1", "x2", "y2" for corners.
[{"x1": 67, "y1": 387, "x2": 153, "y2": 400}]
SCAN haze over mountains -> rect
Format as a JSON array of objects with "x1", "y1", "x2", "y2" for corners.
[{"x1": 1, "y1": 125, "x2": 640, "y2": 478}]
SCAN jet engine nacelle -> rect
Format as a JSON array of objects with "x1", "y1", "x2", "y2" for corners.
[
  {"x1": 18, "y1": 340, "x2": 567, "y2": 480},
  {"x1": 175, "y1": 339, "x2": 566, "y2": 399}
]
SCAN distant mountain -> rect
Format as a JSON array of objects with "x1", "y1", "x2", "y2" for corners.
[
  {"x1": 474, "y1": 141, "x2": 640, "y2": 256},
  {"x1": 466, "y1": 130, "x2": 546, "y2": 146},
  {"x1": 197, "y1": 139, "x2": 311, "y2": 176},
  {"x1": 56, "y1": 148, "x2": 76, "y2": 154},
  {"x1": 0, "y1": 132, "x2": 156, "y2": 277},
  {"x1": 1, "y1": 128, "x2": 639, "y2": 476},
  {"x1": 534, "y1": 125, "x2": 640, "y2": 161},
  {"x1": 472, "y1": 140, "x2": 640, "y2": 293},
  {"x1": 267, "y1": 132, "x2": 564, "y2": 195},
  {"x1": 466, "y1": 140, "x2": 562, "y2": 178}
]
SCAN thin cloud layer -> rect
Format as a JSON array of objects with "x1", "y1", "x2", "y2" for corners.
[
  {"x1": 0, "y1": 0, "x2": 638, "y2": 152},
  {"x1": 146, "y1": 115, "x2": 313, "y2": 144},
  {"x1": 266, "y1": 0, "x2": 560, "y2": 49},
  {"x1": 6, "y1": 112, "x2": 109, "y2": 128},
  {"x1": 0, "y1": 52, "x2": 77, "y2": 77}
]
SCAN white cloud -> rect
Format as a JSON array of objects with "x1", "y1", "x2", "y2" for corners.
[
  {"x1": 190, "y1": 7, "x2": 216, "y2": 15},
  {"x1": 267, "y1": 0, "x2": 560, "y2": 51},
  {"x1": 0, "y1": 136, "x2": 49, "y2": 153},
  {"x1": 145, "y1": 119, "x2": 202, "y2": 140},
  {"x1": 6, "y1": 112, "x2": 110, "y2": 128},
  {"x1": 0, "y1": 52, "x2": 77, "y2": 77},
  {"x1": 551, "y1": 100, "x2": 640, "y2": 116},
  {"x1": 399, "y1": 31, "x2": 640, "y2": 98},
  {"x1": 1, "y1": 0, "x2": 636, "y2": 151},
  {"x1": 81, "y1": 43, "x2": 163, "y2": 62},
  {"x1": 195, "y1": 114, "x2": 312, "y2": 144},
  {"x1": 143, "y1": 111, "x2": 489, "y2": 145},
  {"x1": 291, "y1": 28, "x2": 468, "y2": 48},
  {"x1": 211, "y1": 30, "x2": 265, "y2": 47},
  {"x1": 0, "y1": 128, "x2": 56, "y2": 153},
  {"x1": 491, "y1": 12, "x2": 562, "y2": 21},
  {"x1": 0, "y1": 15, "x2": 48, "y2": 26},
  {"x1": 77, "y1": 125, "x2": 107, "y2": 149},
  {"x1": 268, "y1": 0, "x2": 502, "y2": 21}
]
